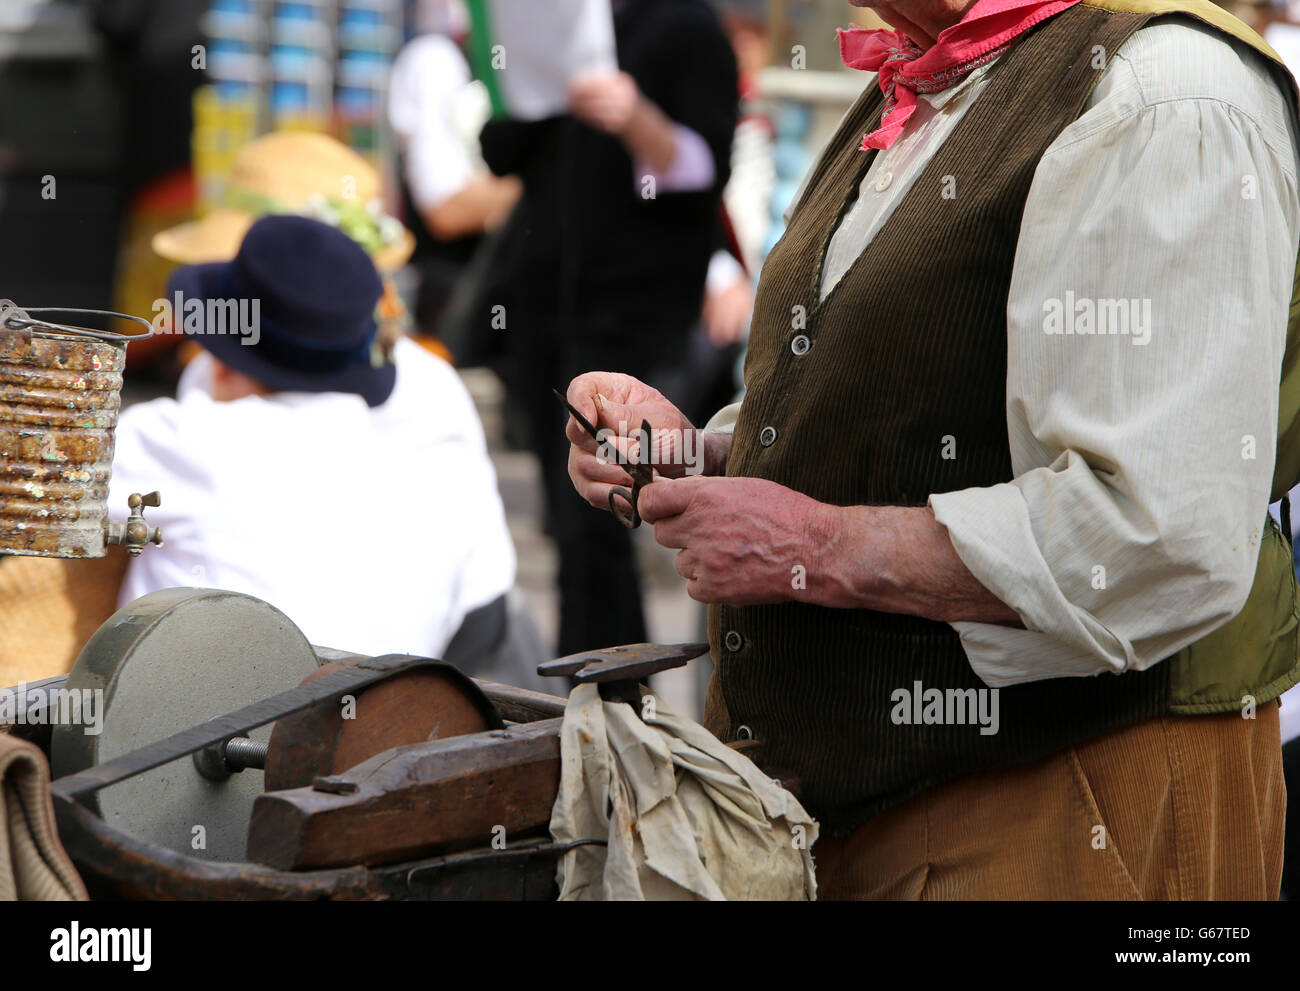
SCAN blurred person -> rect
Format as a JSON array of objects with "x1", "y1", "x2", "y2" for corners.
[
  {"x1": 91, "y1": 0, "x2": 210, "y2": 374},
  {"x1": 388, "y1": 0, "x2": 522, "y2": 342},
  {"x1": 701, "y1": 248, "x2": 753, "y2": 351},
  {"x1": 668, "y1": 0, "x2": 779, "y2": 421},
  {"x1": 480, "y1": 0, "x2": 739, "y2": 656},
  {"x1": 109, "y1": 215, "x2": 517, "y2": 664},
  {"x1": 716, "y1": 0, "x2": 779, "y2": 274},
  {"x1": 0, "y1": 131, "x2": 545, "y2": 688},
  {"x1": 149, "y1": 131, "x2": 551, "y2": 686},
  {"x1": 565, "y1": 0, "x2": 1300, "y2": 899}
]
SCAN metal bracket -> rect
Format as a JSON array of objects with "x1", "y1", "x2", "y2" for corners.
[{"x1": 538, "y1": 642, "x2": 710, "y2": 717}]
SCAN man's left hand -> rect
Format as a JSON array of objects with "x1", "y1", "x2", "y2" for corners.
[{"x1": 638, "y1": 475, "x2": 838, "y2": 606}]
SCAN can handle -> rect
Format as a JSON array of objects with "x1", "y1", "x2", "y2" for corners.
[
  {"x1": 0, "y1": 299, "x2": 33, "y2": 358},
  {"x1": 2, "y1": 306, "x2": 153, "y2": 346}
]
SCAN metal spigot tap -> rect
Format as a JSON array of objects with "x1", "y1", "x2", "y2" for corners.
[{"x1": 105, "y1": 491, "x2": 164, "y2": 557}]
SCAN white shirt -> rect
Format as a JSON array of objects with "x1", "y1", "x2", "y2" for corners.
[
  {"x1": 389, "y1": 32, "x2": 717, "y2": 209},
  {"x1": 713, "y1": 18, "x2": 1300, "y2": 688},
  {"x1": 388, "y1": 34, "x2": 488, "y2": 211},
  {"x1": 109, "y1": 338, "x2": 516, "y2": 658}
]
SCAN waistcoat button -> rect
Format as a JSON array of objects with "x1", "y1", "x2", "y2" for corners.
[
  {"x1": 724, "y1": 630, "x2": 744, "y2": 652},
  {"x1": 735, "y1": 725, "x2": 754, "y2": 741},
  {"x1": 791, "y1": 334, "x2": 810, "y2": 356},
  {"x1": 759, "y1": 425, "x2": 778, "y2": 447},
  {"x1": 875, "y1": 169, "x2": 893, "y2": 192}
]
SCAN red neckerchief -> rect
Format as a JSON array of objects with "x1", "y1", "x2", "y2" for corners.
[{"x1": 839, "y1": 0, "x2": 1082, "y2": 150}]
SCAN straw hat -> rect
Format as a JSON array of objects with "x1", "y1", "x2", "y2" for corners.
[{"x1": 153, "y1": 132, "x2": 415, "y2": 272}]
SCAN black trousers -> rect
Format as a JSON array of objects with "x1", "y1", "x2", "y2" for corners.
[{"x1": 505, "y1": 301, "x2": 695, "y2": 657}]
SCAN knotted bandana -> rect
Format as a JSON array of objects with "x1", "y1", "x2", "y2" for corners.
[{"x1": 838, "y1": 0, "x2": 1082, "y2": 150}]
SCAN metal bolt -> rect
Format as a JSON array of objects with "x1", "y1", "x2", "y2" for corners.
[
  {"x1": 192, "y1": 734, "x2": 268, "y2": 782},
  {"x1": 223, "y1": 737, "x2": 268, "y2": 770}
]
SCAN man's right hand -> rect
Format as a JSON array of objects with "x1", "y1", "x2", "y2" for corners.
[{"x1": 565, "y1": 372, "x2": 720, "y2": 511}]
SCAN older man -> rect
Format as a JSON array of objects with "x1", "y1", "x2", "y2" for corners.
[{"x1": 564, "y1": 0, "x2": 1300, "y2": 899}]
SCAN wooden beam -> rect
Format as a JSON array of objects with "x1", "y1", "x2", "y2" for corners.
[
  {"x1": 474, "y1": 680, "x2": 568, "y2": 723},
  {"x1": 247, "y1": 718, "x2": 563, "y2": 870}
]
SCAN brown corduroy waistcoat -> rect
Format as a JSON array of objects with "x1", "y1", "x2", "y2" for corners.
[{"x1": 706, "y1": 2, "x2": 1300, "y2": 838}]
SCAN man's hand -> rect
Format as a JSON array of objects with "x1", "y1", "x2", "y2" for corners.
[
  {"x1": 565, "y1": 373, "x2": 721, "y2": 512},
  {"x1": 637, "y1": 473, "x2": 1025, "y2": 625},
  {"x1": 568, "y1": 71, "x2": 641, "y2": 135},
  {"x1": 568, "y1": 71, "x2": 680, "y2": 173},
  {"x1": 638, "y1": 475, "x2": 838, "y2": 606}
]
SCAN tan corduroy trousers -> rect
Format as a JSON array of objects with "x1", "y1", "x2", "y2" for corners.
[{"x1": 813, "y1": 702, "x2": 1286, "y2": 900}]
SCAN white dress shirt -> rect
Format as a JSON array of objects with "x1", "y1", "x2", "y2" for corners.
[
  {"x1": 109, "y1": 338, "x2": 516, "y2": 659},
  {"x1": 711, "y1": 17, "x2": 1300, "y2": 688}
]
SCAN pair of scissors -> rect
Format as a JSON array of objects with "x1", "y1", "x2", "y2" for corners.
[{"x1": 554, "y1": 388, "x2": 653, "y2": 528}]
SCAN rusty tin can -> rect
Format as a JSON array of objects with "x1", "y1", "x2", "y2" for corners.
[{"x1": 0, "y1": 306, "x2": 152, "y2": 558}]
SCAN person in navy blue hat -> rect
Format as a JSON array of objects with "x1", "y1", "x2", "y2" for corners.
[
  {"x1": 164, "y1": 214, "x2": 397, "y2": 406},
  {"x1": 104, "y1": 213, "x2": 535, "y2": 676}
]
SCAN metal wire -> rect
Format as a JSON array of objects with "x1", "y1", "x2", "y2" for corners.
[{"x1": 2, "y1": 307, "x2": 154, "y2": 345}]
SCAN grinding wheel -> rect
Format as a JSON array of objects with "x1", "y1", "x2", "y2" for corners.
[
  {"x1": 263, "y1": 660, "x2": 502, "y2": 792},
  {"x1": 51, "y1": 588, "x2": 320, "y2": 863}
]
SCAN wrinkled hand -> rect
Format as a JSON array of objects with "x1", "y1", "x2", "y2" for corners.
[
  {"x1": 568, "y1": 70, "x2": 641, "y2": 135},
  {"x1": 565, "y1": 372, "x2": 703, "y2": 512},
  {"x1": 638, "y1": 475, "x2": 839, "y2": 606}
]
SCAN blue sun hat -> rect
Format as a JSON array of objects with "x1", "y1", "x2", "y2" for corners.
[{"x1": 166, "y1": 214, "x2": 396, "y2": 407}]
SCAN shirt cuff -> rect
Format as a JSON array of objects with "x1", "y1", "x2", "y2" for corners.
[
  {"x1": 635, "y1": 124, "x2": 716, "y2": 194},
  {"x1": 928, "y1": 484, "x2": 1130, "y2": 687},
  {"x1": 703, "y1": 401, "x2": 742, "y2": 436}
]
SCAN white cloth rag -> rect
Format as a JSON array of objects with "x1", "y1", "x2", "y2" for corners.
[{"x1": 550, "y1": 684, "x2": 818, "y2": 900}]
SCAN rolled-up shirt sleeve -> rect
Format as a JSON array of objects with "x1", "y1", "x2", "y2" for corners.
[
  {"x1": 929, "y1": 77, "x2": 1300, "y2": 687},
  {"x1": 634, "y1": 123, "x2": 717, "y2": 194}
]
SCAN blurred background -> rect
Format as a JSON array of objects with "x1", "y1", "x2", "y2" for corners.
[
  {"x1": 0, "y1": 0, "x2": 886, "y2": 323},
  {"x1": 0, "y1": 0, "x2": 902, "y2": 718},
  {"x1": 2, "y1": 0, "x2": 1294, "y2": 722}
]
